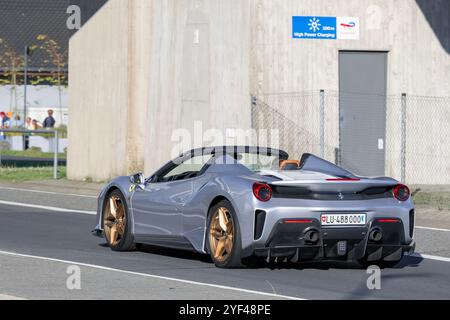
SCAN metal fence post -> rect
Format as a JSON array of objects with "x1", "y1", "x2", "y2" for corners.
[
  {"x1": 401, "y1": 93, "x2": 407, "y2": 183},
  {"x1": 334, "y1": 147, "x2": 340, "y2": 166},
  {"x1": 319, "y1": 89, "x2": 325, "y2": 158},
  {"x1": 251, "y1": 95, "x2": 257, "y2": 130},
  {"x1": 24, "y1": 45, "x2": 28, "y2": 122},
  {"x1": 53, "y1": 130, "x2": 58, "y2": 180}
]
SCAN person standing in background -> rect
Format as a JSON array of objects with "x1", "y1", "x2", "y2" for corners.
[
  {"x1": 11, "y1": 114, "x2": 24, "y2": 128},
  {"x1": 0, "y1": 112, "x2": 10, "y2": 128},
  {"x1": 43, "y1": 109, "x2": 56, "y2": 128},
  {"x1": 0, "y1": 111, "x2": 10, "y2": 141},
  {"x1": 23, "y1": 116, "x2": 34, "y2": 150},
  {"x1": 32, "y1": 119, "x2": 43, "y2": 130},
  {"x1": 25, "y1": 117, "x2": 33, "y2": 130}
]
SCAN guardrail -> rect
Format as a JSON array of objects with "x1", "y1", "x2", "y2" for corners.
[{"x1": 0, "y1": 129, "x2": 59, "y2": 179}]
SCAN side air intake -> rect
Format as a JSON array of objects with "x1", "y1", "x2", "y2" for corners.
[{"x1": 254, "y1": 210, "x2": 266, "y2": 240}]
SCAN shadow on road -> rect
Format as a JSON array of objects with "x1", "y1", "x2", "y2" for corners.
[
  {"x1": 135, "y1": 243, "x2": 213, "y2": 264},
  {"x1": 394, "y1": 254, "x2": 423, "y2": 268},
  {"x1": 104, "y1": 241, "x2": 424, "y2": 271},
  {"x1": 251, "y1": 254, "x2": 423, "y2": 271},
  {"x1": 342, "y1": 255, "x2": 429, "y2": 299}
]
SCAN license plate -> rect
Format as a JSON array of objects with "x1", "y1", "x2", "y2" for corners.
[{"x1": 321, "y1": 213, "x2": 366, "y2": 226}]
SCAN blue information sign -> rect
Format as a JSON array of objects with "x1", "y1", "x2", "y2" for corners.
[{"x1": 292, "y1": 16, "x2": 337, "y2": 39}]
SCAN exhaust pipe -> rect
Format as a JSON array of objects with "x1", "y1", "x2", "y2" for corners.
[
  {"x1": 304, "y1": 229, "x2": 319, "y2": 244},
  {"x1": 369, "y1": 228, "x2": 383, "y2": 242}
]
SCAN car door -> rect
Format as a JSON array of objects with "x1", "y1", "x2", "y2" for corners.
[
  {"x1": 131, "y1": 179, "x2": 193, "y2": 238},
  {"x1": 131, "y1": 153, "x2": 213, "y2": 245}
]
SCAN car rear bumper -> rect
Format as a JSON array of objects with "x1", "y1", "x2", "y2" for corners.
[
  {"x1": 254, "y1": 242, "x2": 415, "y2": 262},
  {"x1": 252, "y1": 218, "x2": 415, "y2": 262}
]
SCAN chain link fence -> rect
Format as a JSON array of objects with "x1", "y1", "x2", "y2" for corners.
[
  {"x1": 251, "y1": 91, "x2": 450, "y2": 185},
  {"x1": 400, "y1": 95, "x2": 450, "y2": 184}
]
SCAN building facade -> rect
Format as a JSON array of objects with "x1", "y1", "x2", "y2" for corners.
[{"x1": 68, "y1": 0, "x2": 450, "y2": 183}]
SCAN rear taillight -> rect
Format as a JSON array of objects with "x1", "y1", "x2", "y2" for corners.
[
  {"x1": 253, "y1": 182, "x2": 272, "y2": 202},
  {"x1": 392, "y1": 184, "x2": 410, "y2": 201}
]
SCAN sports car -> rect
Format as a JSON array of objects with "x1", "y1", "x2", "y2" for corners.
[{"x1": 93, "y1": 146, "x2": 415, "y2": 268}]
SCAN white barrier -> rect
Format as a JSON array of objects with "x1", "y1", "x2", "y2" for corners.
[{"x1": 0, "y1": 129, "x2": 60, "y2": 179}]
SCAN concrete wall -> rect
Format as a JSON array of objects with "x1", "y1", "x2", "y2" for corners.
[
  {"x1": 250, "y1": 0, "x2": 450, "y2": 96},
  {"x1": 68, "y1": 0, "x2": 449, "y2": 183},
  {"x1": 144, "y1": 0, "x2": 251, "y2": 174},
  {"x1": 68, "y1": 0, "x2": 251, "y2": 181},
  {"x1": 68, "y1": 0, "x2": 131, "y2": 180}
]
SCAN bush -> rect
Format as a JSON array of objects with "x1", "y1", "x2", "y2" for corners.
[
  {"x1": 28, "y1": 146, "x2": 42, "y2": 153},
  {"x1": 56, "y1": 125, "x2": 68, "y2": 138},
  {"x1": 0, "y1": 140, "x2": 11, "y2": 151},
  {"x1": 4, "y1": 126, "x2": 24, "y2": 137}
]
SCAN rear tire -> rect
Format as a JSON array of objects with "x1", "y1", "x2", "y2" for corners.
[
  {"x1": 103, "y1": 190, "x2": 135, "y2": 251},
  {"x1": 206, "y1": 200, "x2": 244, "y2": 268}
]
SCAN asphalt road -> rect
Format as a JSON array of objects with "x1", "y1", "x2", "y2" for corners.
[{"x1": 0, "y1": 189, "x2": 449, "y2": 299}]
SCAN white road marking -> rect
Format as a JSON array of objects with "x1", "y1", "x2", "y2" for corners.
[
  {"x1": 0, "y1": 186, "x2": 97, "y2": 198},
  {"x1": 416, "y1": 226, "x2": 450, "y2": 232},
  {"x1": 413, "y1": 253, "x2": 450, "y2": 263},
  {"x1": 0, "y1": 250, "x2": 304, "y2": 300},
  {"x1": 0, "y1": 294, "x2": 26, "y2": 300},
  {"x1": 0, "y1": 200, "x2": 96, "y2": 215}
]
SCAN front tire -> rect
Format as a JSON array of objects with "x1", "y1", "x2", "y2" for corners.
[
  {"x1": 103, "y1": 190, "x2": 135, "y2": 251},
  {"x1": 206, "y1": 200, "x2": 243, "y2": 268}
]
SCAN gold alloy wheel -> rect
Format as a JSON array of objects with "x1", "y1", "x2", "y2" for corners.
[
  {"x1": 209, "y1": 207, "x2": 234, "y2": 262},
  {"x1": 103, "y1": 195, "x2": 126, "y2": 246}
]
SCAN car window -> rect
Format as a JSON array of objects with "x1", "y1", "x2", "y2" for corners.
[
  {"x1": 236, "y1": 153, "x2": 280, "y2": 172},
  {"x1": 159, "y1": 154, "x2": 213, "y2": 182}
]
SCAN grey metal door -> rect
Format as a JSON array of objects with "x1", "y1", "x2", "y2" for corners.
[{"x1": 339, "y1": 51, "x2": 387, "y2": 176}]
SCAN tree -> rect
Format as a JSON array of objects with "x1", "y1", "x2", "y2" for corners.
[
  {"x1": 35, "y1": 34, "x2": 68, "y2": 126},
  {"x1": 0, "y1": 38, "x2": 24, "y2": 116}
]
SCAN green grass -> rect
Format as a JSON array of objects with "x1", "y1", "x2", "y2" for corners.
[
  {"x1": 0, "y1": 166, "x2": 66, "y2": 182},
  {"x1": 412, "y1": 190, "x2": 450, "y2": 211},
  {"x1": 0, "y1": 149, "x2": 66, "y2": 159}
]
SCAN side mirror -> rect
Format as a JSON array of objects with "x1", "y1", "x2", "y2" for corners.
[{"x1": 130, "y1": 173, "x2": 145, "y2": 185}]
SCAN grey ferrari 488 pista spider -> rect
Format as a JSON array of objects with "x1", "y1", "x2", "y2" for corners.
[{"x1": 93, "y1": 146, "x2": 415, "y2": 268}]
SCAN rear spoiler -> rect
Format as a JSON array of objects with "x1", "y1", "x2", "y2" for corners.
[
  {"x1": 299, "y1": 153, "x2": 355, "y2": 178},
  {"x1": 270, "y1": 178, "x2": 398, "y2": 193}
]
